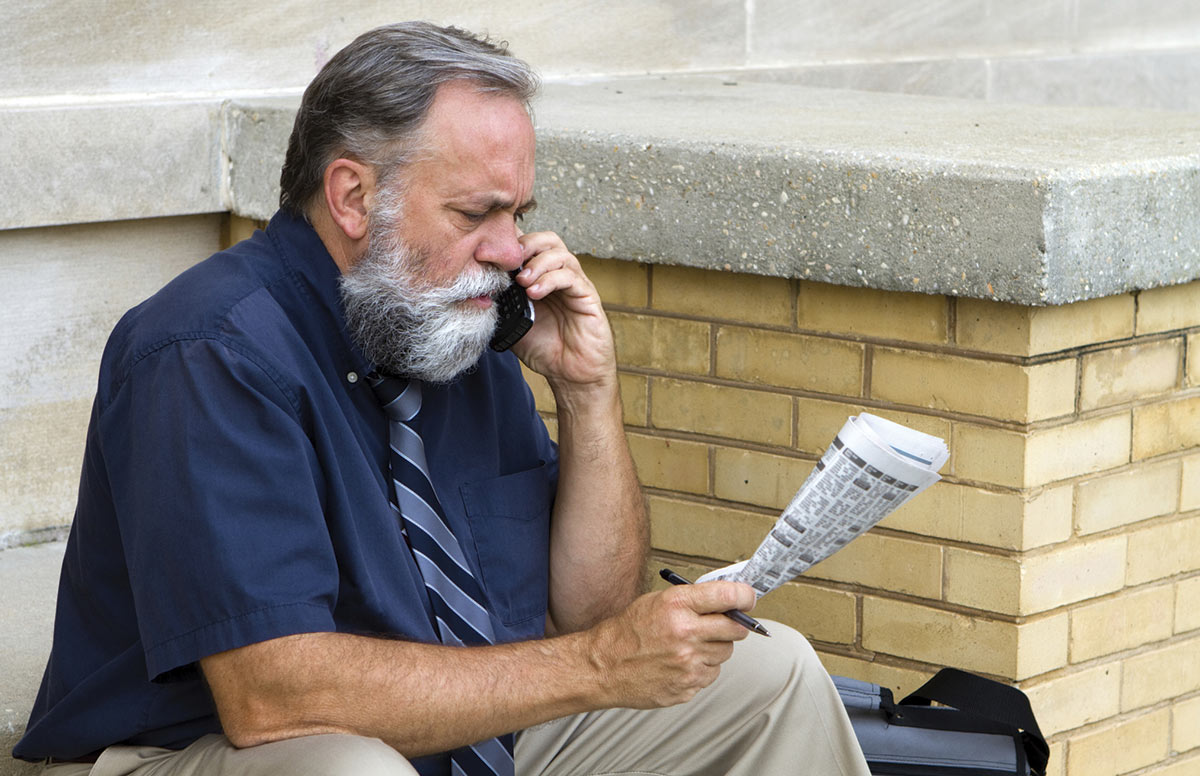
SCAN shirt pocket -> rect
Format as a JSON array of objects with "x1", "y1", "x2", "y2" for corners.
[{"x1": 459, "y1": 462, "x2": 553, "y2": 632}]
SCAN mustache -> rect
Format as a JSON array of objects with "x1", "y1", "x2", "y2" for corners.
[{"x1": 440, "y1": 266, "x2": 512, "y2": 301}]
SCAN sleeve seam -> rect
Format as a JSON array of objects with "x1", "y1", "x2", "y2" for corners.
[
  {"x1": 104, "y1": 332, "x2": 303, "y2": 417},
  {"x1": 144, "y1": 600, "x2": 332, "y2": 656}
]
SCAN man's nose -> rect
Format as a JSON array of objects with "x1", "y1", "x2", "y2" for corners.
[{"x1": 475, "y1": 218, "x2": 525, "y2": 272}]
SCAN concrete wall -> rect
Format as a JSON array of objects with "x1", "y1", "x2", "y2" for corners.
[
  {"x1": 0, "y1": 216, "x2": 223, "y2": 547},
  {"x1": 4, "y1": 0, "x2": 1199, "y2": 97}
]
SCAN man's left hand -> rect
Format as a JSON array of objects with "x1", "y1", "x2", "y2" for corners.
[{"x1": 511, "y1": 231, "x2": 616, "y2": 395}]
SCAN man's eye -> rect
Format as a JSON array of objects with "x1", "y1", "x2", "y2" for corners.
[
  {"x1": 515, "y1": 211, "x2": 526, "y2": 223},
  {"x1": 461, "y1": 211, "x2": 486, "y2": 222}
]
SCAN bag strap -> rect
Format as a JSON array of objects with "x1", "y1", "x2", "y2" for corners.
[{"x1": 900, "y1": 668, "x2": 1049, "y2": 776}]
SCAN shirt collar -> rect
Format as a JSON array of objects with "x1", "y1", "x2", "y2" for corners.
[{"x1": 264, "y1": 209, "x2": 375, "y2": 378}]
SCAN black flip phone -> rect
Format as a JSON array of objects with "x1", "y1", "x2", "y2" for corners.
[{"x1": 489, "y1": 271, "x2": 535, "y2": 352}]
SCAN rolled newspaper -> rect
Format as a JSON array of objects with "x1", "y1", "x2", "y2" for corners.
[{"x1": 697, "y1": 413, "x2": 949, "y2": 596}]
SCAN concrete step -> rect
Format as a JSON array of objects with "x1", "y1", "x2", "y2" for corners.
[{"x1": 1, "y1": 541, "x2": 65, "y2": 775}]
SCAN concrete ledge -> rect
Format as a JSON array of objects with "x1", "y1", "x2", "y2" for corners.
[
  {"x1": 530, "y1": 78, "x2": 1200, "y2": 305},
  {"x1": 1, "y1": 541, "x2": 64, "y2": 775},
  {"x1": 6, "y1": 78, "x2": 1200, "y2": 304},
  {"x1": 0, "y1": 99, "x2": 224, "y2": 230},
  {"x1": 229, "y1": 79, "x2": 1200, "y2": 304}
]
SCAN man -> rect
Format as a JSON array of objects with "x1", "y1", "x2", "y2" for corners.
[{"x1": 16, "y1": 22, "x2": 870, "y2": 776}]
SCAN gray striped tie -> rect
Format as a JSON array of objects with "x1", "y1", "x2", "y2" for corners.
[{"x1": 369, "y1": 373, "x2": 515, "y2": 776}]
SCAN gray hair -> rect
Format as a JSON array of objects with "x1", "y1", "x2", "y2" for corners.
[{"x1": 279, "y1": 21, "x2": 540, "y2": 216}]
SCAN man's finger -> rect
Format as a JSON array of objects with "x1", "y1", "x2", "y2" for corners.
[{"x1": 670, "y1": 581, "x2": 757, "y2": 617}]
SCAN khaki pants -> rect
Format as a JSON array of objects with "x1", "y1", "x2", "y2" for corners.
[{"x1": 45, "y1": 621, "x2": 869, "y2": 776}]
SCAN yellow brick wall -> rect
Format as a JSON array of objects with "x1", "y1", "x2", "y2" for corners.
[{"x1": 525, "y1": 256, "x2": 1200, "y2": 776}]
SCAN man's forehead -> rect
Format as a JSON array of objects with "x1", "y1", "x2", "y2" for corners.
[{"x1": 401, "y1": 84, "x2": 537, "y2": 204}]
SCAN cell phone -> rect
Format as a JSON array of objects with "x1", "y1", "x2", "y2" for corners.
[{"x1": 489, "y1": 271, "x2": 535, "y2": 352}]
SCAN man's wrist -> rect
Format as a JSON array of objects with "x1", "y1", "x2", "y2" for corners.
[{"x1": 547, "y1": 371, "x2": 622, "y2": 419}]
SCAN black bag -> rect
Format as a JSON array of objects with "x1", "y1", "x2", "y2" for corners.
[{"x1": 835, "y1": 668, "x2": 1049, "y2": 776}]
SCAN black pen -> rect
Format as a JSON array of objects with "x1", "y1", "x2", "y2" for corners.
[{"x1": 659, "y1": 568, "x2": 771, "y2": 637}]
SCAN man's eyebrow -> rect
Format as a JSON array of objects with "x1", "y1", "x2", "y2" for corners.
[{"x1": 459, "y1": 195, "x2": 538, "y2": 213}]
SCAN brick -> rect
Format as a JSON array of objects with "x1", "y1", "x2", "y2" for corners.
[
  {"x1": 1189, "y1": 334, "x2": 1199, "y2": 387},
  {"x1": 1017, "y1": 613, "x2": 1069, "y2": 680},
  {"x1": 1066, "y1": 709, "x2": 1170, "y2": 776},
  {"x1": 1026, "y1": 359, "x2": 1080, "y2": 423},
  {"x1": 943, "y1": 549, "x2": 1021, "y2": 614},
  {"x1": 1080, "y1": 338, "x2": 1183, "y2": 411},
  {"x1": 1127, "y1": 514, "x2": 1200, "y2": 586},
  {"x1": 521, "y1": 363, "x2": 556, "y2": 413},
  {"x1": 862, "y1": 597, "x2": 1018, "y2": 677},
  {"x1": 1075, "y1": 460, "x2": 1181, "y2": 535},
  {"x1": 808, "y1": 532, "x2": 943, "y2": 599},
  {"x1": 1121, "y1": 636, "x2": 1200, "y2": 711},
  {"x1": 651, "y1": 264, "x2": 793, "y2": 327},
  {"x1": 223, "y1": 214, "x2": 261, "y2": 248},
  {"x1": 646, "y1": 494, "x2": 775, "y2": 562},
  {"x1": 715, "y1": 326, "x2": 864, "y2": 396},
  {"x1": 871, "y1": 348, "x2": 1076, "y2": 422},
  {"x1": 816, "y1": 652, "x2": 932, "y2": 701},
  {"x1": 1178, "y1": 577, "x2": 1200, "y2": 634},
  {"x1": 1022, "y1": 664, "x2": 1122, "y2": 735},
  {"x1": 796, "y1": 398, "x2": 949, "y2": 458},
  {"x1": 954, "y1": 415, "x2": 1132, "y2": 490},
  {"x1": 751, "y1": 581, "x2": 858, "y2": 644},
  {"x1": 957, "y1": 294, "x2": 1135, "y2": 357},
  {"x1": 1134, "y1": 395, "x2": 1200, "y2": 460},
  {"x1": 626, "y1": 432, "x2": 709, "y2": 495},
  {"x1": 1025, "y1": 414, "x2": 1132, "y2": 487},
  {"x1": 1137, "y1": 280, "x2": 1200, "y2": 334},
  {"x1": 618, "y1": 372, "x2": 648, "y2": 426},
  {"x1": 880, "y1": 480, "x2": 962, "y2": 542},
  {"x1": 946, "y1": 538, "x2": 1127, "y2": 617},
  {"x1": 959, "y1": 485, "x2": 1073, "y2": 551},
  {"x1": 1020, "y1": 536, "x2": 1127, "y2": 614},
  {"x1": 1069, "y1": 586, "x2": 1176, "y2": 662},
  {"x1": 1140, "y1": 754, "x2": 1200, "y2": 776},
  {"x1": 1045, "y1": 741, "x2": 1067, "y2": 776},
  {"x1": 650, "y1": 377, "x2": 792, "y2": 446},
  {"x1": 954, "y1": 424, "x2": 1028, "y2": 488},
  {"x1": 796, "y1": 281, "x2": 949, "y2": 344},
  {"x1": 713, "y1": 447, "x2": 813, "y2": 510},
  {"x1": 578, "y1": 254, "x2": 648, "y2": 307},
  {"x1": 1175, "y1": 695, "x2": 1200, "y2": 754},
  {"x1": 797, "y1": 398, "x2": 868, "y2": 455},
  {"x1": 1183, "y1": 453, "x2": 1200, "y2": 511},
  {"x1": 609, "y1": 312, "x2": 711, "y2": 375}
]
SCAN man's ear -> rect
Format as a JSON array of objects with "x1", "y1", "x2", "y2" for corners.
[{"x1": 322, "y1": 158, "x2": 376, "y2": 241}]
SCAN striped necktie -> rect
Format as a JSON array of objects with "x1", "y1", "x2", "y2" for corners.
[{"x1": 368, "y1": 372, "x2": 515, "y2": 776}]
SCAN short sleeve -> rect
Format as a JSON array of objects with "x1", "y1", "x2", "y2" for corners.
[{"x1": 98, "y1": 336, "x2": 338, "y2": 680}]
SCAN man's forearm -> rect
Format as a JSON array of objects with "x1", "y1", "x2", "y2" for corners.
[
  {"x1": 202, "y1": 629, "x2": 607, "y2": 756},
  {"x1": 545, "y1": 375, "x2": 648, "y2": 634},
  {"x1": 203, "y1": 584, "x2": 758, "y2": 759}
]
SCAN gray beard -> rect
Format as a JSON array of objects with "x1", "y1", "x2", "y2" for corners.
[{"x1": 339, "y1": 220, "x2": 510, "y2": 384}]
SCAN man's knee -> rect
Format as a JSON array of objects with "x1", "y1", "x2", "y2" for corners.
[
  {"x1": 228, "y1": 733, "x2": 418, "y2": 776},
  {"x1": 724, "y1": 620, "x2": 829, "y2": 700}
]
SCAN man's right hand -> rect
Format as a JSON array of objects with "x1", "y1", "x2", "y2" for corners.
[{"x1": 581, "y1": 581, "x2": 757, "y2": 709}]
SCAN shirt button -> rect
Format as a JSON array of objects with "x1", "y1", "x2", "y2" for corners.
[{"x1": 347, "y1": 371, "x2": 359, "y2": 384}]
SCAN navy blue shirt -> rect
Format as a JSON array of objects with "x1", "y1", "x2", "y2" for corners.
[{"x1": 15, "y1": 211, "x2": 557, "y2": 770}]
